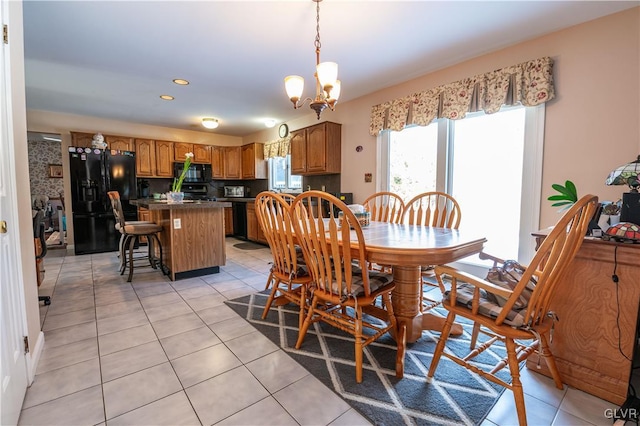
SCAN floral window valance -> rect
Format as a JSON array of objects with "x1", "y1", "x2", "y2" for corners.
[
  {"x1": 263, "y1": 136, "x2": 292, "y2": 159},
  {"x1": 369, "y1": 56, "x2": 555, "y2": 136}
]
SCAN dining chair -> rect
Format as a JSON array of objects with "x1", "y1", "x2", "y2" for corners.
[
  {"x1": 362, "y1": 191, "x2": 405, "y2": 224},
  {"x1": 402, "y1": 191, "x2": 462, "y2": 311},
  {"x1": 107, "y1": 191, "x2": 164, "y2": 282},
  {"x1": 427, "y1": 194, "x2": 598, "y2": 426},
  {"x1": 362, "y1": 191, "x2": 405, "y2": 274},
  {"x1": 291, "y1": 190, "x2": 406, "y2": 383},
  {"x1": 255, "y1": 191, "x2": 312, "y2": 330}
]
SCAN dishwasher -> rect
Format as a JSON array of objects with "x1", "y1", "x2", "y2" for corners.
[{"x1": 232, "y1": 202, "x2": 247, "y2": 239}]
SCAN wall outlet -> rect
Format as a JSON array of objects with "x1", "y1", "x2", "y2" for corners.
[
  {"x1": 173, "y1": 218, "x2": 181, "y2": 229},
  {"x1": 365, "y1": 173, "x2": 372, "y2": 183}
]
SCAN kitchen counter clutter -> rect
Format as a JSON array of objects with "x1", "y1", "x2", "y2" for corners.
[{"x1": 131, "y1": 199, "x2": 231, "y2": 280}]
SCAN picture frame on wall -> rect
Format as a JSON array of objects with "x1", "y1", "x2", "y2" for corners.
[{"x1": 48, "y1": 164, "x2": 63, "y2": 178}]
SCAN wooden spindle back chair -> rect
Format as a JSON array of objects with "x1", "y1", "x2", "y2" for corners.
[
  {"x1": 290, "y1": 191, "x2": 406, "y2": 383},
  {"x1": 427, "y1": 194, "x2": 598, "y2": 426}
]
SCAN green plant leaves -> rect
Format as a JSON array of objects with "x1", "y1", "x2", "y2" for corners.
[{"x1": 548, "y1": 180, "x2": 578, "y2": 208}]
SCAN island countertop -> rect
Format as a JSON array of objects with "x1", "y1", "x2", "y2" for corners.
[{"x1": 131, "y1": 199, "x2": 231, "y2": 210}]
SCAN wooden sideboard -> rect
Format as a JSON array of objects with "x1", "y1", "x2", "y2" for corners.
[{"x1": 527, "y1": 235, "x2": 640, "y2": 405}]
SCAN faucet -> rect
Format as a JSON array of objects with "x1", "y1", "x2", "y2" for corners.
[{"x1": 306, "y1": 185, "x2": 311, "y2": 191}]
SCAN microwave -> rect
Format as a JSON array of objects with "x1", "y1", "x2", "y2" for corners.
[
  {"x1": 224, "y1": 185, "x2": 246, "y2": 198},
  {"x1": 173, "y1": 162, "x2": 212, "y2": 183}
]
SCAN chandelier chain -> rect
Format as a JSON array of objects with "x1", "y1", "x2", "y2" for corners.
[{"x1": 314, "y1": 0, "x2": 321, "y2": 52}]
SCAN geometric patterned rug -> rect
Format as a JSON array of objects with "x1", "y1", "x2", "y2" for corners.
[{"x1": 226, "y1": 291, "x2": 510, "y2": 426}]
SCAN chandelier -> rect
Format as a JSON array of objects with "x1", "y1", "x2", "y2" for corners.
[{"x1": 284, "y1": 0, "x2": 341, "y2": 120}]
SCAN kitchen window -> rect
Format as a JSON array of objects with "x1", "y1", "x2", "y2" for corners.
[
  {"x1": 378, "y1": 104, "x2": 544, "y2": 269},
  {"x1": 268, "y1": 155, "x2": 302, "y2": 193}
]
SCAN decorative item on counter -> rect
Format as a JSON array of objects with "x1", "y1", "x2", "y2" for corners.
[
  {"x1": 601, "y1": 222, "x2": 640, "y2": 243},
  {"x1": 597, "y1": 201, "x2": 622, "y2": 231},
  {"x1": 91, "y1": 133, "x2": 107, "y2": 149},
  {"x1": 168, "y1": 152, "x2": 194, "y2": 203},
  {"x1": 605, "y1": 155, "x2": 640, "y2": 225}
]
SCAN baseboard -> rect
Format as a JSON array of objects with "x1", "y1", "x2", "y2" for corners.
[{"x1": 26, "y1": 331, "x2": 45, "y2": 384}]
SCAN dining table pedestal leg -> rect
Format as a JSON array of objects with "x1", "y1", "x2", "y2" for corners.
[{"x1": 391, "y1": 265, "x2": 463, "y2": 343}]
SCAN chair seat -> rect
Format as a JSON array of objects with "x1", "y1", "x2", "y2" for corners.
[
  {"x1": 115, "y1": 220, "x2": 154, "y2": 232},
  {"x1": 122, "y1": 222, "x2": 163, "y2": 235},
  {"x1": 328, "y1": 267, "x2": 394, "y2": 299},
  {"x1": 444, "y1": 283, "x2": 527, "y2": 327}
]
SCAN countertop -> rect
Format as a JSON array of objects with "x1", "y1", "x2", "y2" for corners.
[{"x1": 131, "y1": 199, "x2": 232, "y2": 210}]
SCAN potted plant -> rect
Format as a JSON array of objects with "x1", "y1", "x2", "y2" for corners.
[{"x1": 548, "y1": 180, "x2": 578, "y2": 211}]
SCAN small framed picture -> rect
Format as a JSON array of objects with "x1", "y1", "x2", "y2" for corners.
[{"x1": 48, "y1": 164, "x2": 63, "y2": 178}]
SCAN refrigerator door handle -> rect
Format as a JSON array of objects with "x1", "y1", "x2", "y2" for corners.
[{"x1": 102, "y1": 152, "x2": 111, "y2": 212}]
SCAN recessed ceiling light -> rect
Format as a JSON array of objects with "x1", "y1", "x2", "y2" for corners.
[
  {"x1": 202, "y1": 118, "x2": 219, "y2": 129},
  {"x1": 160, "y1": 95, "x2": 174, "y2": 100},
  {"x1": 173, "y1": 79, "x2": 189, "y2": 85},
  {"x1": 264, "y1": 119, "x2": 276, "y2": 128}
]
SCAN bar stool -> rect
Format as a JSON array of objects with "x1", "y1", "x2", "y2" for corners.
[{"x1": 107, "y1": 191, "x2": 164, "y2": 282}]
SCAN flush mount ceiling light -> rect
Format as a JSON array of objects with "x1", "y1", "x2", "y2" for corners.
[
  {"x1": 284, "y1": 0, "x2": 341, "y2": 120},
  {"x1": 159, "y1": 95, "x2": 174, "y2": 100},
  {"x1": 202, "y1": 118, "x2": 219, "y2": 129},
  {"x1": 264, "y1": 119, "x2": 277, "y2": 128},
  {"x1": 173, "y1": 78, "x2": 189, "y2": 85}
]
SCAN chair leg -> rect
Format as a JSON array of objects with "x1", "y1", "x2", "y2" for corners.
[
  {"x1": 427, "y1": 310, "x2": 456, "y2": 380},
  {"x1": 354, "y1": 306, "x2": 364, "y2": 383},
  {"x1": 262, "y1": 277, "x2": 283, "y2": 319},
  {"x1": 150, "y1": 233, "x2": 164, "y2": 274},
  {"x1": 295, "y1": 295, "x2": 317, "y2": 349},
  {"x1": 127, "y1": 235, "x2": 137, "y2": 282},
  {"x1": 470, "y1": 322, "x2": 481, "y2": 348},
  {"x1": 505, "y1": 338, "x2": 528, "y2": 426},
  {"x1": 264, "y1": 271, "x2": 274, "y2": 290},
  {"x1": 120, "y1": 234, "x2": 132, "y2": 275},
  {"x1": 539, "y1": 333, "x2": 563, "y2": 389}
]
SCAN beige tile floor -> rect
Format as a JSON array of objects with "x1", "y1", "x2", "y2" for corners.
[{"x1": 20, "y1": 238, "x2": 620, "y2": 425}]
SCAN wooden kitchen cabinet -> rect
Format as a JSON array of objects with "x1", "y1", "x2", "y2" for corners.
[
  {"x1": 193, "y1": 144, "x2": 211, "y2": 163},
  {"x1": 155, "y1": 140, "x2": 174, "y2": 177},
  {"x1": 135, "y1": 139, "x2": 156, "y2": 177},
  {"x1": 241, "y1": 143, "x2": 267, "y2": 180},
  {"x1": 526, "y1": 236, "x2": 640, "y2": 405},
  {"x1": 224, "y1": 207, "x2": 233, "y2": 236},
  {"x1": 174, "y1": 142, "x2": 193, "y2": 161},
  {"x1": 211, "y1": 146, "x2": 225, "y2": 179},
  {"x1": 225, "y1": 147, "x2": 242, "y2": 179},
  {"x1": 290, "y1": 121, "x2": 341, "y2": 175},
  {"x1": 106, "y1": 135, "x2": 134, "y2": 151},
  {"x1": 245, "y1": 202, "x2": 266, "y2": 243},
  {"x1": 138, "y1": 207, "x2": 151, "y2": 243},
  {"x1": 71, "y1": 132, "x2": 94, "y2": 148}
]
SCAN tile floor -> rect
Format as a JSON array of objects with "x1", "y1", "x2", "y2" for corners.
[{"x1": 20, "y1": 238, "x2": 620, "y2": 425}]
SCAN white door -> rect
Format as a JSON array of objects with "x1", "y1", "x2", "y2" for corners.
[{"x1": 1, "y1": 0, "x2": 30, "y2": 423}]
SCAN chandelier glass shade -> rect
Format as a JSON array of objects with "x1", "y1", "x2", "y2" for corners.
[{"x1": 284, "y1": 0, "x2": 340, "y2": 119}]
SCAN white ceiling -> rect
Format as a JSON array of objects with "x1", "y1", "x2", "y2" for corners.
[{"x1": 22, "y1": 0, "x2": 638, "y2": 137}]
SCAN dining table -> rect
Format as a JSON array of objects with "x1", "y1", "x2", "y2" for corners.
[{"x1": 349, "y1": 221, "x2": 487, "y2": 343}]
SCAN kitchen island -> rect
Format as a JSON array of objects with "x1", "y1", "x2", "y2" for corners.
[{"x1": 131, "y1": 199, "x2": 231, "y2": 281}]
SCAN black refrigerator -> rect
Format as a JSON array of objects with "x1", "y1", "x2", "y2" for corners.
[{"x1": 68, "y1": 147, "x2": 138, "y2": 255}]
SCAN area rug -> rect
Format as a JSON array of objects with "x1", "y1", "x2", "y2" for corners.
[
  {"x1": 233, "y1": 242, "x2": 266, "y2": 250},
  {"x1": 225, "y1": 291, "x2": 511, "y2": 426}
]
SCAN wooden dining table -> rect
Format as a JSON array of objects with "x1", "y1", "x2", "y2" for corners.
[{"x1": 348, "y1": 221, "x2": 487, "y2": 343}]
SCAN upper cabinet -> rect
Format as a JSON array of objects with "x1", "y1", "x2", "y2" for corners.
[
  {"x1": 211, "y1": 146, "x2": 225, "y2": 179},
  {"x1": 193, "y1": 144, "x2": 211, "y2": 163},
  {"x1": 71, "y1": 132, "x2": 94, "y2": 148},
  {"x1": 155, "y1": 140, "x2": 174, "y2": 177},
  {"x1": 106, "y1": 135, "x2": 134, "y2": 151},
  {"x1": 241, "y1": 143, "x2": 267, "y2": 180},
  {"x1": 225, "y1": 146, "x2": 242, "y2": 179},
  {"x1": 174, "y1": 142, "x2": 192, "y2": 161},
  {"x1": 291, "y1": 122, "x2": 341, "y2": 175},
  {"x1": 174, "y1": 142, "x2": 210, "y2": 163},
  {"x1": 135, "y1": 139, "x2": 156, "y2": 177}
]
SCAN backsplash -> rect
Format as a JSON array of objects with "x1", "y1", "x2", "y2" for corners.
[{"x1": 28, "y1": 139, "x2": 64, "y2": 200}]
